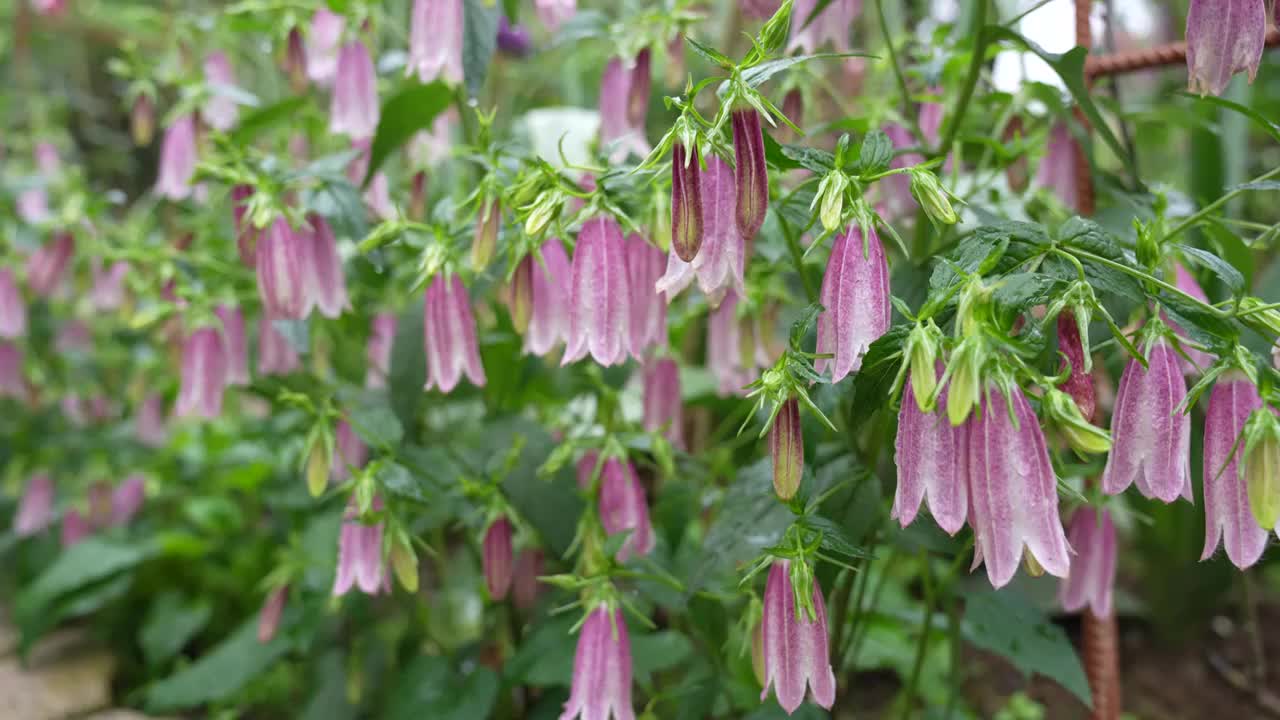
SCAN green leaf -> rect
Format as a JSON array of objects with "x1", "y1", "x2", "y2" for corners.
[
  {"x1": 383, "y1": 655, "x2": 499, "y2": 720},
  {"x1": 1057, "y1": 216, "x2": 1125, "y2": 261},
  {"x1": 1174, "y1": 244, "x2": 1244, "y2": 294},
  {"x1": 377, "y1": 458, "x2": 446, "y2": 504},
  {"x1": 16, "y1": 537, "x2": 154, "y2": 619},
  {"x1": 799, "y1": 514, "x2": 870, "y2": 559},
  {"x1": 462, "y1": 0, "x2": 499, "y2": 96},
  {"x1": 685, "y1": 35, "x2": 734, "y2": 69},
  {"x1": 632, "y1": 631, "x2": 694, "y2": 685},
  {"x1": 993, "y1": 273, "x2": 1064, "y2": 315},
  {"x1": 1179, "y1": 92, "x2": 1280, "y2": 144},
  {"x1": 739, "y1": 53, "x2": 866, "y2": 90},
  {"x1": 347, "y1": 398, "x2": 404, "y2": 449},
  {"x1": 855, "y1": 129, "x2": 893, "y2": 173},
  {"x1": 962, "y1": 590, "x2": 1092, "y2": 708},
  {"x1": 495, "y1": 419, "x2": 584, "y2": 557},
  {"x1": 692, "y1": 458, "x2": 791, "y2": 593},
  {"x1": 504, "y1": 615, "x2": 576, "y2": 687},
  {"x1": 848, "y1": 324, "x2": 910, "y2": 418},
  {"x1": 145, "y1": 615, "x2": 293, "y2": 711},
  {"x1": 388, "y1": 302, "x2": 427, "y2": 432},
  {"x1": 776, "y1": 139, "x2": 835, "y2": 173},
  {"x1": 230, "y1": 96, "x2": 309, "y2": 146},
  {"x1": 140, "y1": 592, "x2": 212, "y2": 667},
  {"x1": 272, "y1": 318, "x2": 309, "y2": 355},
  {"x1": 362, "y1": 81, "x2": 455, "y2": 186}
]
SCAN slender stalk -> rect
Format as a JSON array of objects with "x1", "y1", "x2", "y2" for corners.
[
  {"x1": 899, "y1": 552, "x2": 937, "y2": 720},
  {"x1": 1162, "y1": 165, "x2": 1280, "y2": 243},
  {"x1": 778, "y1": 213, "x2": 819, "y2": 302},
  {"x1": 874, "y1": 0, "x2": 922, "y2": 141},
  {"x1": 1068, "y1": 248, "x2": 1231, "y2": 318},
  {"x1": 936, "y1": 0, "x2": 990, "y2": 158}
]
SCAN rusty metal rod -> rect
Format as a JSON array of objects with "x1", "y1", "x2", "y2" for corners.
[{"x1": 1087, "y1": 27, "x2": 1280, "y2": 79}]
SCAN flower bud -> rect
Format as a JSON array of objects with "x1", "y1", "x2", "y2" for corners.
[
  {"x1": 390, "y1": 534, "x2": 419, "y2": 593},
  {"x1": 671, "y1": 143, "x2": 704, "y2": 262},
  {"x1": 1244, "y1": 408, "x2": 1280, "y2": 530},
  {"x1": 732, "y1": 107, "x2": 769, "y2": 242},
  {"x1": 306, "y1": 433, "x2": 331, "y2": 497},
  {"x1": 156, "y1": 114, "x2": 198, "y2": 200},
  {"x1": 770, "y1": 397, "x2": 803, "y2": 500},
  {"x1": 472, "y1": 198, "x2": 500, "y2": 271},
  {"x1": 909, "y1": 168, "x2": 958, "y2": 225},
  {"x1": 562, "y1": 606, "x2": 634, "y2": 720},
  {"x1": 814, "y1": 170, "x2": 848, "y2": 233},
  {"x1": 815, "y1": 225, "x2": 890, "y2": 382},
  {"x1": 1044, "y1": 388, "x2": 1112, "y2": 455},
  {"x1": 906, "y1": 325, "x2": 939, "y2": 411},
  {"x1": 257, "y1": 586, "x2": 288, "y2": 643},
  {"x1": 131, "y1": 94, "x2": 155, "y2": 146},
  {"x1": 945, "y1": 338, "x2": 982, "y2": 426},
  {"x1": 482, "y1": 517, "x2": 514, "y2": 600},
  {"x1": 285, "y1": 27, "x2": 308, "y2": 92},
  {"x1": 1057, "y1": 311, "x2": 1096, "y2": 422},
  {"x1": 330, "y1": 41, "x2": 379, "y2": 141}
]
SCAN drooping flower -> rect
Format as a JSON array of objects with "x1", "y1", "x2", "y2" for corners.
[
  {"x1": 669, "y1": 142, "x2": 704, "y2": 263},
  {"x1": 967, "y1": 384, "x2": 1072, "y2": 589},
  {"x1": 512, "y1": 548, "x2": 544, "y2": 611},
  {"x1": 257, "y1": 586, "x2": 288, "y2": 644},
  {"x1": 599, "y1": 458, "x2": 655, "y2": 562},
  {"x1": 732, "y1": 107, "x2": 768, "y2": 243},
  {"x1": 893, "y1": 368, "x2": 966, "y2": 534},
  {"x1": 1186, "y1": 0, "x2": 1266, "y2": 96},
  {"x1": 815, "y1": 225, "x2": 890, "y2": 383},
  {"x1": 1166, "y1": 263, "x2": 1216, "y2": 374},
  {"x1": 0, "y1": 269, "x2": 27, "y2": 339},
  {"x1": 26, "y1": 232, "x2": 74, "y2": 298},
  {"x1": 560, "y1": 605, "x2": 634, "y2": 720},
  {"x1": 1100, "y1": 338, "x2": 1193, "y2": 503},
  {"x1": 110, "y1": 474, "x2": 146, "y2": 526},
  {"x1": 330, "y1": 41, "x2": 380, "y2": 140},
  {"x1": 305, "y1": 9, "x2": 346, "y2": 87},
  {"x1": 598, "y1": 54, "x2": 651, "y2": 161},
  {"x1": 1057, "y1": 312, "x2": 1096, "y2": 422},
  {"x1": 564, "y1": 217, "x2": 631, "y2": 367},
  {"x1": 156, "y1": 114, "x2": 198, "y2": 200},
  {"x1": 16, "y1": 188, "x2": 50, "y2": 225},
  {"x1": 482, "y1": 516, "x2": 514, "y2": 600},
  {"x1": 760, "y1": 560, "x2": 836, "y2": 715},
  {"x1": 497, "y1": 17, "x2": 533, "y2": 57},
  {"x1": 408, "y1": 0, "x2": 464, "y2": 85},
  {"x1": 788, "y1": 0, "x2": 859, "y2": 53},
  {"x1": 135, "y1": 394, "x2": 168, "y2": 447},
  {"x1": 202, "y1": 51, "x2": 240, "y2": 131},
  {"x1": 176, "y1": 326, "x2": 228, "y2": 419},
  {"x1": 366, "y1": 313, "x2": 397, "y2": 389},
  {"x1": 215, "y1": 305, "x2": 250, "y2": 386},
  {"x1": 332, "y1": 420, "x2": 370, "y2": 482},
  {"x1": 304, "y1": 214, "x2": 349, "y2": 318},
  {"x1": 1036, "y1": 122, "x2": 1078, "y2": 210},
  {"x1": 512, "y1": 240, "x2": 572, "y2": 357},
  {"x1": 1060, "y1": 507, "x2": 1117, "y2": 618},
  {"x1": 231, "y1": 184, "x2": 257, "y2": 265},
  {"x1": 770, "y1": 398, "x2": 804, "y2": 501},
  {"x1": 625, "y1": 233, "x2": 667, "y2": 356},
  {"x1": 423, "y1": 274, "x2": 487, "y2": 392},
  {"x1": 642, "y1": 357, "x2": 683, "y2": 448},
  {"x1": 918, "y1": 86, "x2": 945, "y2": 146},
  {"x1": 0, "y1": 343, "x2": 25, "y2": 400},
  {"x1": 706, "y1": 291, "x2": 756, "y2": 396},
  {"x1": 657, "y1": 155, "x2": 745, "y2": 307},
  {"x1": 333, "y1": 498, "x2": 391, "y2": 596},
  {"x1": 14, "y1": 473, "x2": 55, "y2": 537},
  {"x1": 256, "y1": 218, "x2": 309, "y2": 320},
  {"x1": 1202, "y1": 372, "x2": 1268, "y2": 569},
  {"x1": 258, "y1": 317, "x2": 301, "y2": 376},
  {"x1": 62, "y1": 509, "x2": 90, "y2": 548},
  {"x1": 535, "y1": 0, "x2": 576, "y2": 31},
  {"x1": 90, "y1": 260, "x2": 129, "y2": 312}
]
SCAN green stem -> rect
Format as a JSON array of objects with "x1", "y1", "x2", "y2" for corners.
[
  {"x1": 899, "y1": 552, "x2": 937, "y2": 720},
  {"x1": 779, "y1": 214, "x2": 819, "y2": 302},
  {"x1": 1162, "y1": 165, "x2": 1280, "y2": 243},
  {"x1": 1069, "y1": 248, "x2": 1231, "y2": 318},
  {"x1": 936, "y1": 0, "x2": 989, "y2": 158},
  {"x1": 874, "y1": 0, "x2": 921, "y2": 141}
]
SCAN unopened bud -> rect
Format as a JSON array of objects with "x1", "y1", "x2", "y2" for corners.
[
  {"x1": 305, "y1": 435, "x2": 331, "y2": 497},
  {"x1": 945, "y1": 340, "x2": 982, "y2": 426},
  {"x1": 1245, "y1": 408, "x2": 1280, "y2": 530},
  {"x1": 508, "y1": 253, "x2": 534, "y2": 334},
  {"x1": 769, "y1": 397, "x2": 803, "y2": 500},
  {"x1": 907, "y1": 325, "x2": 940, "y2": 411},
  {"x1": 909, "y1": 168, "x2": 958, "y2": 226},
  {"x1": 671, "y1": 143, "x2": 704, "y2": 261},
  {"x1": 472, "y1": 198, "x2": 500, "y2": 271},
  {"x1": 1044, "y1": 388, "x2": 1111, "y2": 455},
  {"x1": 815, "y1": 171, "x2": 849, "y2": 233},
  {"x1": 131, "y1": 94, "x2": 155, "y2": 146},
  {"x1": 391, "y1": 536, "x2": 419, "y2": 593}
]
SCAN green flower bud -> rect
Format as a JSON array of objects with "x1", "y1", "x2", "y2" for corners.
[
  {"x1": 391, "y1": 535, "x2": 420, "y2": 593},
  {"x1": 909, "y1": 168, "x2": 958, "y2": 226},
  {"x1": 1238, "y1": 297, "x2": 1280, "y2": 338},
  {"x1": 815, "y1": 170, "x2": 849, "y2": 233},
  {"x1": 304, "y1": 428, "x2": 332, "y2": 498},
  {"x1": 523, "y1": 191, "x2": 557, "y2": 237},
  {"x1": 907, "y1": 324, "x2": 940, "y2": 412},
  {"x1": 472, "y1": 198, "x2": 500, "y2": 271},
  {"x1": 1244, "y1": 409, "x2": 1280, "y2": 530},
  {"x1": 946, "y1": 339, "x2": 982, "y2": 426},
  {"x1": 1043, "y1": 388, "x2": 1112, "y2": 455}
]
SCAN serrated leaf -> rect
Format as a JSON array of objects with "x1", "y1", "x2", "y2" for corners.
[
  {"x1": 230, "y1": 96, "x2": 309, "y2": 146},
  {"x1": 347, "y1": 399, "x2": 404, "y2": 449},
  {"x1": 685, "y1": 35, "x2": 734, "y2": 68},
  {"x1": 778, "y1": 141, "x2": 835, "y2": 173},
  {"x1": 993, "y1": 273, "x2": 1064, "y2": 315},
  {"x1": 362, "y1": 81, "x2": 454, "y2": 185},
  {"x1": 1057, "y1": 216, "x2": 1124, "y2": 261},
  {"x1": 1160, "y1": 291, "x2": 1237, "y2": 347},
  {"x1": 855, "y1": 129, "x2": 893, "y2": 173},
  {"x1": 1174, "y1": 244, "x2": 1244, "y2": 294},
  {"x1": 800, "y1": 514, "x2": 870, "y2": 559}
]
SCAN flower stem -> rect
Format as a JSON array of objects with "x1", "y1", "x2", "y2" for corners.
[
  {"x1": 936, "y1": 0, "x2": 990, "y2": 158},
  {"x1": 874, "y1": 0, "x2": 921, "y2": 141},
  {"x1": 1162, "y1": 165, "x2": 1280, "y2": 243},
  {"x1": 1068, "y1": 248, "x2": 1231, "y2": 318}
]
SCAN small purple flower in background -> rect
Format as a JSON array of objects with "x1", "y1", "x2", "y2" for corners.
[
  {"x1": 625, "y1": 233, "x2": 667, "y2": 357},
  {"x1": 17, "y1": 188, "x2": 51, "y2": 225},
  {"x1": 560, "y1": 605, "x2": 634, "y2": 720},
  {"x1": 175, "y1": 325, "x2": 228, "y2": 419},
  {"x1": 512, "y1": 548, "x2": 544, "y2": 611},
  {"x1": 330, "y1": 41, "x2": 379, "y2": 141},
  {"x1": 497, "y1": 16, "x2": 532, "y2": 57},
  {"x1": 110, "y1": 474, "x2": 146, "y2": 526},
  {"x1": 258, "y1": 317, "x2": 301, "y2": 377},
  {"x1": 1059, "y1": 507, "x2": 1117, "y2": 618},
  {"x1": 1186, "y1": 0, "x2": 1266, "y2": 96},
  {"x1": 1202, "y1": 371, "x2": 1268, "y2": 569},
  {"x1": 535, "y1": 0, "x2": 576, "y2": 31},
  {"x1": 14, "y1": 473, "x2": 55, "y2": 537},
  {"x1": 760, "y1": 560, "x2": 836, "y2": 715},
  {"x1": 1100, "y1": 337, "x2": 1192, "y2": 503},
  {"x1": 305, "y1": 8, "x2": 346, "y2": 87},
  {"x1": 35, "y1": 142, "x2": 61, "y2": 177},
  {"x1": 788, "y1": 0, "x2": 860, "y2": 53},
  {"x1": 135, "y1": 394, "x2": 168, "y2": 447},
  {"x1": 202, "y1": 51, "x2": 240, "y2": 132},
  {"x1": 423, "y1": 274, "x2": 487, "y2": 392},
  {"x1": 215, "y1": 305, "x2": 250, "y2": 386},
  {"x1": 967, "y1": 384, "x2": 1072, "y2": 589},
  {"x1": 331, "y1": 420, "x2": 369, "y2": 482},
  {"x1": 89, "y1": 260, "x2": 129, "y2": 312},
  {"x1": 333, "y1": 498, "x2": 391, "y2": 597},
  {"x1": 918, "y1": 86, "x2": 944, "y2": 147},
  {"x1": 285, "y1": 27, "x2": 308, "y2": 91},
  {"x1": 26, "y1": 232, "x2": 74, "y2": 298},
  {"x1": 732, "y1": 107, "x2": 768, "y2": 243},
  {"x1": 564, "y1": 218, "x2": 631, "y2": 367},
  {"x1": 893, "y1": 368, "x2": 966, "y2": 535},
  {"x1": 409, "y1": 0, "x2": 464, "y2": 84},
  {"x1": 1166, "y1": 264, "x2": 1215, "y2": 374},
  {"x1": 598, "y1": 54, "x2": 651, "y2": 161},
  {"x1": 815, "y1": 225, "x2": 890, "y2": 383},
  {"x1": 257, "y1": 586, "x2": 288, "y2": 644},
  {"x1": 304, "y1": 214, "x2": 349, "y2": 318},
  {"x1": 0, "y1": 342, "x2": 25, "y2": 400},
  {"x1": 0, "y1": 269, "x2": 27, "y2": 339},
  {"x1": 881, "y1": 123, "x2": 922, "y2": 219},
  {"x1": 643, "y1": 357, "x2": 684, "y2": 448},
  {"x1": 62, "y1": 509, "x2": 90, "y2": 548},
  {"x1": 483, "y1": 516, "x2": 514, "y2": 600},
  {"x1": 256, "y1": 218, "x2": 308, "y2": 320},
  {"x1": 231, "y1": 184, "x2": 257, "y2": 266},
  {"x1": 366, "y1": 313, "x2": 397, "y2": 389},
  {"x1": 706, "y1": 291, "x2": 758, "y2": 397},
  {"x1": 599, "y1": 458, "x2": 655, "y2": 562},
  {"x1": 512, "y1": 240, "x2": 572, "y2": 357},
  {"x1": 770, "y1": 397, "x2": 804, "y2": 501},
  {"x1": 156, "y1": 114, "x2": 198, "y2": 200},
  {"x1": 742, "y1": 0, "x2": 782, "y2": 19},
  {"x1": 1036, "y1": 122, "x2": 1078, "y2": 209}
]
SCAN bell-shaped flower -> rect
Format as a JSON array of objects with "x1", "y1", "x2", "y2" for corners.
[
  {"x1": 599, "y1": 458, "x2": 655, "y2": 562},
  {"x1": 423, "y1": 274, "x2": 487, "y2": 392},
  {"x1": 256, "y1": 218, "x2": 309, "y2": 320},
  {"x1": 62, "y1": 509, "x2": 90, "y2": 548},
  {"x1": 669, "y1": 142, "x2": 704, "y2": 263},
  {"x1": 89, "y1": 260, "x2": 129, "y2": 312},
  {"x1": 1036, "y1": 122, "x2": 1078, "y2": 210},
  {"x1": 333, "y1": 498, "x2": 391, "y2": 596},
  {"x1": 1202, "y1": 372, "x2": 1268, "y2": 569},
  {"x1": 366, "y1": 313, "x2": 397, "y2": 389},
  {"x1": 536, "y1": 0, "x2": 576, "y2": 31},
  {"x1": 788, "y1": 0, "x2": 859, "y2": 53},
  {"x1": 657, "y1": 155, "x2": 746, "y2": 307},
  {"x1": 482, "y1": 516, "x2": 514, "y2": 600},
  {"x1": 1059, "y1": 507, "x2": 1117, "y2": 618},
  {"x1": 0, "y1": 342, "x2": 25, "y2": 400},
  {"x1": 135, "y1": 394, "x2": 168, "y2": 447},
  {"x1": 881, "y1": 123, "x2": 922, "y2": 219},
  {"x1": 598, "y1": 54, "x2": 651, "y2": 161},
  {"x1": 257, "y1": 586, "x2": 288, "y2": 644},
  {"x1": 967, "y1": 383, "x2": 1072, "y2": 589},
  {"x1": 258, "y1": 317, "x2": 301, "y2": 376},
  {"x1": 304, "y1": 214, "x2": 349, "y2": 318},
  {"x1": 409, "y1": 0, "x2": 464, "y2": 84},
  {"x1": 176, "y1": 325, "x2": 228, "y2": 419},
  {"x1": 1166, "y1": 263, "x2": 1216, "y2": 374},
  {"x1": 770, "y1": 397, "x2": 804, "y2": 501},
  {"x1": 732, "y1": 107, "x2": 768, "y2": 243},
  {"x1": 330, "y1": 41, "x2": 379, "y2": 140},
  {"x1": 16, "y1": 188, "x2": 50, "y2": 225},
  {"x1": 760, "y1": 560, "x2": 836, "y2": 715},
  {"x1": 560, "y1": 605, "x2": 634, "y2": 720},
  {"x1": 512, "y1": 548, "x2": 544, "y2": 611},
  {"x1": 1100, "y1": 338, "x2": 1193, "y2": 503},
  {"x1": 14, "y1": 473, "x2": 54, "y2": 537},
  {"x1": 0, "y1": 269, "x2": 27, "y2": 338},
  {"x1": 706, "y1": 291, "x2": 758, "y2": 396},
  {"x1": 306, "y1": 8, "x2": 345, "y2": 87},
  {"x1": 110, "y1": 474, "x2": 146, "y2": 527},
  {"x1": 564, "y1": 217, "x2": 631, "y2": 366},
  {"x1": 743, "y1": 0, "x2": 782, "y2": 18},
  {"x1": 26, "y1": 232, "x2": 74, "y2": 298},
  {"x1": 156, "y1": 114, "x2": 198, "y2": 200},
  {"x1": 643, "y1": 357, "x2": 683, "y2": 448},
  {"x1": 215, "y1": 305, "x2": 250, "y2": 386},
  {"x1": 202, "y1": 51, "x2": 240, "y2": 131},
  {"x1": 1057, "y1": 313, "x2": 1096, "y2": 422},
  {"x1": 815, "y1": 225, "x2": 890, "y2": 382},
  {"x1": 1186, "y1": 0, "x2": 1266, "y2": 96},
  {"x1": 893, "y1": 368, "x2": 966, "y2": 535},
  {"x1": 626, "y1": 233, "x2": 667, "y2": 357},
  {"x1": 513, "y1": 240, "x2": 572, "y2": 357}
]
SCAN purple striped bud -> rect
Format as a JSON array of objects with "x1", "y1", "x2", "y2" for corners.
[
  {"x1": 304, "y1": 214, "x2": 349, "y2": 318},
  {"x1": 0, "y1": 343, "x2": 24, "y2": 400},
  {"x1": 1166, "y1": 264, "x2": 1216, "y2": 374},
  {"x1": 732, "y1": 108, "x2": 768, "y2": 243},
  {"x1": 815, "y1": 225, "x2": 891, "y2": 382},
  {"x1": 285, "y1": 27, "x2": 308, "y2": 92},
  {"x1": 1186, "y1": 0, "x2": 1266, "y2": 96},
  {"x1": 788, "y1": 0, "x2": 859, "y2": 53},
  {"x1": 563, "y1": 217, "x2": 631, "y2": 366},
  {"x1": 333, "y1": 498, "x2": 391, "y2": 596},
  {"x1": 598, "y1": 56, "x2": 651, "y2": 161},
  {"x1": 1202, "y1": 372, "x2": 1268, "y2": 569},
  {"x1": 202, "y1": 51, "x2": 240, "y2": 132},
  {"x1": 1057, "y1": 313, "x2": 1096, "y2": 423},
  {"x1": 473, "y1": 198, "x2": 500, "y2": 271},
  {"x1": 409, "y1": 0, "x2": 464, "y2": 84},
  {"x1": 306, "y1": 9, "x2": 345, "y2": 87},
  {"x1": 15, "y1": 473, "x2": 55, "y2": 537},
  {"x1": 599, "y1": 458, "x2": 655, "y2": 561},
  {"x1": 707, "y1": 292, "x2": 757, "y2": 396},
  {"x1": 642, "y1": 357, "x2": 684, "y2": 448},
  {"x1": 516, "y1": 239, "x2": 572, "y2": 356},
  {"x1": 62, "y1": 509, "x2": 90, "y2": 548},
  {"x1": 110, "y1": 474, "x2": 146, "y2": 527},
  {"x1": 561, "y1": 606, "x2": 634, "y2": 720},
  {"x1": 256, "y1": 218, "x2": 308, "y2": 320},
  {"x1": 482, "y1": 516, "x2": 514, "y2": 600},
  {"x1": 893, "y1": 369, "x2": 966, "y2": 534},
  {"x1": 156, "y1": 114, "x2": 198, "y2": 200},
  {"x1": 656, "y1": 155, "x2": 747, "y2": 306},
  {"x1": 760, "y1": 560, "x2": 836, "y2": 714},
  {"x1": 1036, "y1": 123, "x2": 1078, "y2": 209},
  {"x1": 625, "y1": 233, "x2": 667, "y2": 357},
  {"x1": 1100, "y1": 338, "x2": 1193, "y2": 503},
  {"x1": 497, "y1": 17, "x2": 532, "y2": 57},
  {"x1": 0, "y1": 269, "x2": 27, "y2": 338},
  {"x1": 535, "y1": 0, "x2": 576, "y2": 31},
  {"x1": 967, "y1": 384, "x2": 1072, "y2": 589},
  {"x1": 231, "y1": 185, "x2": 257, "y2": 266},
  {"x1": 90, "y1": 260, "x2": 129, "y2": 311},
  {"x1": 26, "y1": 232, "x2": 74, "y2": 298},
  {"x1": 1059, "y1": 508, "x2": 1117, "y2": 618},
  {"x1": 131, "y1": 94, "x2": 156, "y2": 146},
  {"x1": 512, "y1": 548, "x2": 544, "y2": 611},
  {"x1": 366, "y1": 313, "x2": 396, "y2": 389},
  {"x1": 332, "y1": 420, "x2": 369, "y2": 482},
  {"x1": 257, "y1": 586, "x2": 288, "y2": 643},
  {"x1": 670, "y1": 143, "x2": 704, "y2": 262},
  {"x1": 258, "y1": 316, "x2": 301, "y2": 376},
  {"x1": 770, "y1": 397, "x2": 804, "y2": 500},
  {"x1": 135, "y1": 394, "x2": 168, "y2": 447},
  {"x1": 330, "y1": 41, "x2": 379, "y2": 141},
  {"x1": 176, "y1": 326, "x2": 228, "y2": 419},
  {"x1": 215, "y1": 305, "x2": 250, "y2": 386},
  {"x1": 423, "y1": 274, "x2": 487, "y2": 392}
]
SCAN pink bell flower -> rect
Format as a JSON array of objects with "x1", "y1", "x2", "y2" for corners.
[
  {"x1": 176, "y1": 325, "x2": 228, "y2": 419},
  {"x1": 788, "y1": 0, "x2": 860, "y2": 53},
  {"x1": 564, "y1": 217, "x2": 631, "y2": 366},
  {"x1": 330, "y1": 41, "x2": 379, "y2": 140},
  {"x1": 257, "y1": 316, "x2": 301, "y2": 376},
  {"x1": 333, "y1": 498, "x2": 391, "y2": 596},
  {"x1": 815, "y1": 225, "x2": 890, "y2": 382},
  {"x1": 1059, "y1": 507, "x2": 1117, "y2": 618},
  {"x1": 0, "y1": 268, "x2": 27, "y2": 338},
  {"x1": 535, "y1": 0, "x2": 576, "y2": 31},
  {"x1": 14, "y1": 473, "x2": 55, "y2": 537},
  {"x1": 512, "y1": 548, "x2": 544, "y2": 611},
  {"x1": 893, "y1": 367, "x2": 966, "y2": 535},
  {"x1": 560, "y1": 605, "x2": 634, "y2": 720},
  {"x1": 656, "y1": 155, "x2": 745, "y2": 308},
  {"x1": 1202, "y1": 371, "x2": 1268, "y2": 569},
  {"x1": 409, "y1": 0, "x2": 464, "y2": 85},
  {"x1": 770, "y1": 397, "x2": 804, "y2": 500},
  {"x1": 215, "y1": 305, "x2": 250, "y2": 386},
  {"x1": 110, "y1": 474, "x2": 146, "y2": 527},
  {"x1": 134, "y1": 394, "x2": 168, "y2": 447},
  {"x1": 423, "y1": 274, "x2": 487, "y2": 392},
  {"x1": 256, "y1": 218, "x2": 309, "y2": 320},
  {"x1": 257, "y1": 586, "x2": 288, "y2": 644},
  {"x1": 483, "y1": 516, "x2": 514, "y2": 600},
  {"x1": 304, "y1": 214, "x2": 349, "y2": 319},
  {"x1": 331, "y1": 420, "x2": 369, "y2": 482},
  {"x1": 156, "y1": 114, "x2": 198, "y2": 200},
  {"x1": 512, "y1": 239, "x2": 572, "y2": 357},
  {"x1": 881, "y1": 123, "x2": 923, "y2": 219},
  {"x1": 625, "y1": 233, "x2": 667, "y2": 357},
  {"x1": 366, "y1": 313, "x2": 397, "y2": 389},
  {"x1": 642, "y1": 357, "x2": 683, "y2": 448},
  {"x1": 598, "y1": 54, "x2": 651, "y2": 161},
  {"x1": 742, "y1": 0, "x2": 782, "y2": 19},
  {"x1": 760, "y1": 560, "x2": 836, "y2": 715},
  {"x1": 706, "y1": 291, "x2": 757, "y2": 396},
  {"x1": 1186, "y1": 0, "x2": 1266, "y2": 96},
  {"x1": 305, "y1": 9, "x2": 346, "y2": 87},
  {"x1": 202, "y1": 51, "x2": 240, "y2": 132},
  {"x1": 1036, "y1": 122, "x2": 1079, "y2": 210},
  {"x1": 599, "y1": 458, "x2": 655, "y2": 562},
  {"x1": 26, "y1": 232, "x2": 74, "y2": 298},
  {"x1": 732, "y1": 107, "x2": 768, "y2": 243},
  {"x1": 61, "y1": 509, "x2": 90, "y2": 548}
]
